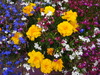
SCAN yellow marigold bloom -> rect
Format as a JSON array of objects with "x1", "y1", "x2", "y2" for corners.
[
  {"x1": 70, "y1": 20, "x2": 79, "y2": 32},
  {"x1": 28, "y1": 50, "x2": 44, "y2": 68},
  {"x1": 47, "y1": 48, "x2": 54, "y2": 55},
  {"x1": 62, "y1": 10, "x2": 77, "y2": 21},
  {"x1": 11, "y1": 32, "x2": 23, "y2": 44},
  {"x1": 52, "y1": 59, "x2": 64, "y2": 72},
  {"x1": 22, "y1": 5, "x2": 34, "y2": 16},
  {"x1": 26, "y1": 25, "x2": 42, "y2": 41},
  {"x1": 40, "y1": 8, "x2": 44, "y2": 12},
  {"x1": 41, "y1": 59, "x2": 53, "y2": 74},
  {"x1": 57, "y1": 21, "x2": 74, "y2": 37},
  {"x1": 44, "y1": 6, "x2": 55, "y2": 16}
]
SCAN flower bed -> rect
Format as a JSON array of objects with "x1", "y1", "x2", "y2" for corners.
[{"x1": 0, "y1": 0, "x2": 100, "y2": 75}]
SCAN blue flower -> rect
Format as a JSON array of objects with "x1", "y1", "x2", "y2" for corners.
[
  {"x1": 15, "y1": 61, "x2": 20, "y2": 64},
  {"x1": 34, "y1": 6, "x2": 37, "y2": 9},
  {"x1": 13, "y1": 45, "x2": 20, "y2": 49},
  {"x1": 6, "y1": 61, "x2": 12, "y2": 65},
  {"x1": 19, "y1": 22, "x2": 25, "y2": 26},
  {"x1": 5, "y1": 13, "x2": 10, "y2": 17},
  {"x1": 19, "y1": 37, "x2": 26, "y2": 43},
  {"x1": 6, "y1": 25, "x2": 10, "y2": 29},
  {"x1": 80, "y1": 29, "x2": 85, "y2": 33},
  {"x1": 4, "y1": 51, "x2": 11, "y2": 55},
  {"x1": 12, "y1": 7, "x2": 18, "y2": 13}
]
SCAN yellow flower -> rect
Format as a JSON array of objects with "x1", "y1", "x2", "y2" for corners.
[
  {"x1": 26, "y1": 25, "x2": 42, "y2": 41},
  {"x1": 44, "y1": 6, "x2": 55, "y2": 16},
  {"x1": 69, "y1": 20, "x2": 79, "y2": 32},
  {"x1": 52, "y1": 59, "x2": 64, "y2": 72},
  {"x1": 62, "y1": 10, "x2": 77, "y2": 21},
  {"x1": 11, "y1": 32, "x2": 23, "y2": 44},
  {"x1": 22, "y1": 3, "x2": 36, "y2": 16},
  {"x1": 57, "y1": 21, "x2": 74, "y2": 37},
  {"x1": 41, "y1": 59, "x2": 53, "y2": 74},
  {"x1": 47, "y1": 48, "x2": 54, "y2": 55},
  {"x1": 40, "y1": 8, "x2": 44, "y2": 12},
  {"x1": 28, "y1": 50, "x2": 44, "y2": 68},
  {"x1": 29, "y1": 3, "x2": 36, "y2": 7}
]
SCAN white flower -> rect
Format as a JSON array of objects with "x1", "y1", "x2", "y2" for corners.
[
  {"x1": 44, "y1": 0, "x2": 50, "y2": 3},
  {"x1": 72, "y1": 71, "x2": 80, "y2": 75},
  {"x1": 5, "y1": 31, "x2": 8, "y2": 34},
  {"x1": 36, "y1": 24, "x2": 41, "y2": 28},
  {"x1": 69, "y1": 53, "x2": 75, "y2": 60},
  {"x1": 46, "y1": 11, "x2": 53, "y2": 16},
  {"x1": 24, "y1": 57, "x2": 29, "y2": 61},
  {"x1": 0, "y1": 41, "x2": 2, "y2": 44},
  {"x1": 25, "y1": 73, "x2": 29, "y2": 75},
  {"x1": 9, "y1": 2, "x2": 14, "y2": 4},
  {"x1": 54, "y1": 53, "x2": 60, "y2": 58},
  {"x1": 41, "y1": 12, "x2": 45, "y2": 16},
  {"x1": 23, "y1": 64, "x2": 31, "y2": 71},
  {"x1": 34, "y1": 43, "x2": 42, "y2": 50},
  {"x1": 7, "y1": 41, "x2": 11, "y2": 44},
  {"x1": 89, "y1": 44, "x2": 95, "y2": 49},
  {"x1": 3, "y1": 67, "x2": 7, "y2": 70},
  {"x1": 63, "y1": 0, "x2": 68, "y2": 2},
  {"x1": 97, "y1": 38, "x2": 100, "y2": 42},
  {"x1": 57, "y1": 1, "x2": 62, "y2": 6},
  {"x1": 12, "y1": 30, "x2": 17, "y2": 34},
  {"x1": 42, "y1": 28, "x2": 46, "y2": 32},
  {"x1": 75, "y1": 51, "x2": 83, "y2": 56},
  {"x1": 21, "y1": 16, "x2": 27, "y2": 21},
  {"x1": 94, "y1": 60, "x2": 98, "y2": 66},
  {"x1": 61, "y1": 39, "x2": 67, "y2": 46},
  {"x1": 73, "y1": 66, "x2": 77, "y2": 70},
  {"x1": 52, "y1": 4, "x2": 56, "y2": 7},
  {"x1": 79, "y1": 36, "x2": 90, "y2": 43},
  {"x1": 21, "y1": 2, "x2": 29, "y2": 6},
  {"x1": 65, "y1": 44, "x2": 72, "y2": 51}
]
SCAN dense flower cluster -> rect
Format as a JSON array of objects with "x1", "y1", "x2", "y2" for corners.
[
  {"x1": 1, "y1": 0, "x2": 100, "y2": 75},
  {"x1": 28, "y1": 50, "x2": 64, "y2": 74},
  {"x1": 0, "y1": 1, "x2": 28, "y2": 75}
]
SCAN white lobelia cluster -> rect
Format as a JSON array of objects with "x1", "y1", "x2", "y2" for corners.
[{"x1": 79, "y1": 36, "x2": 90, "y2": 43}]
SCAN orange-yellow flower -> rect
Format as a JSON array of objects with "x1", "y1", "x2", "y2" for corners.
[
  {"x1": 44, "y1": 6, "x2": 55, "y2": 16},
  {"x1": 41, "y1": 59, "x2": 53, "y2": 74},
  {"x1": 69, "y1": 20, "x2": 79, "y2": 32},
  {"x1": 47, "y1": 48, "x2": 54, "y2": 55},
  {"x1": 26, "y1": 25, "x2": 42, "y2": 41},
  {"x1": 28, "y1": 50, "x2": 44, "y2": 68},
  {"x1": 40, "y1": 8, "x2": 44, "y2": 12},
  {"x1": 52, "y1": 59, "x2": 64, "y2": 71},
  {"x1": 0, "y1": 28, "x2": 2, "y2": 31},
  {"x1": 22, "y1": 5, "x2": 34, "y2": 16},
  {"x1": 62, "y1": 10, "x2": 77, "y2": 21},
  {"x1": 11, "y1": 32, "x2": 23, "y2": 44},
  {"x1": 57, "y1": 21, "x2": 74, "y2": 37}
]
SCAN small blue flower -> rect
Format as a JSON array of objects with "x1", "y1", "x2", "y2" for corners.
[
  {"x1": 80, "y1": 29, "x2": 85, "y2": 33},
  {"x1": 5, "y1": 13, "x2": 10, "y2": 17},
  {"x1": 31, "y1": 11, "x2": 34, "y2": 14},
  {"x1": 19, "y1": 22, "x2": 25, "y2": 26},
  {"x1": 6, "y1": 25, "x2": 10, "y2": 29},
  {"x1": 6, "y1": 61, "x2": 12, "y2": 65},
  {"x1": 15, "y1": 61, "x2": 20, "y2": 64},
  {"x1": 4, "y1": 51, "x2": 11, "y2": 55},
  {"x1": 13, "y1": 45, "x2": 20, "y2": 49},
  {"x1": 34, "y1": 6, "x2": 37, "y2": 9},
  {"x1": 19, "y1": 37, "x2": 26, "y2": 44}
]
